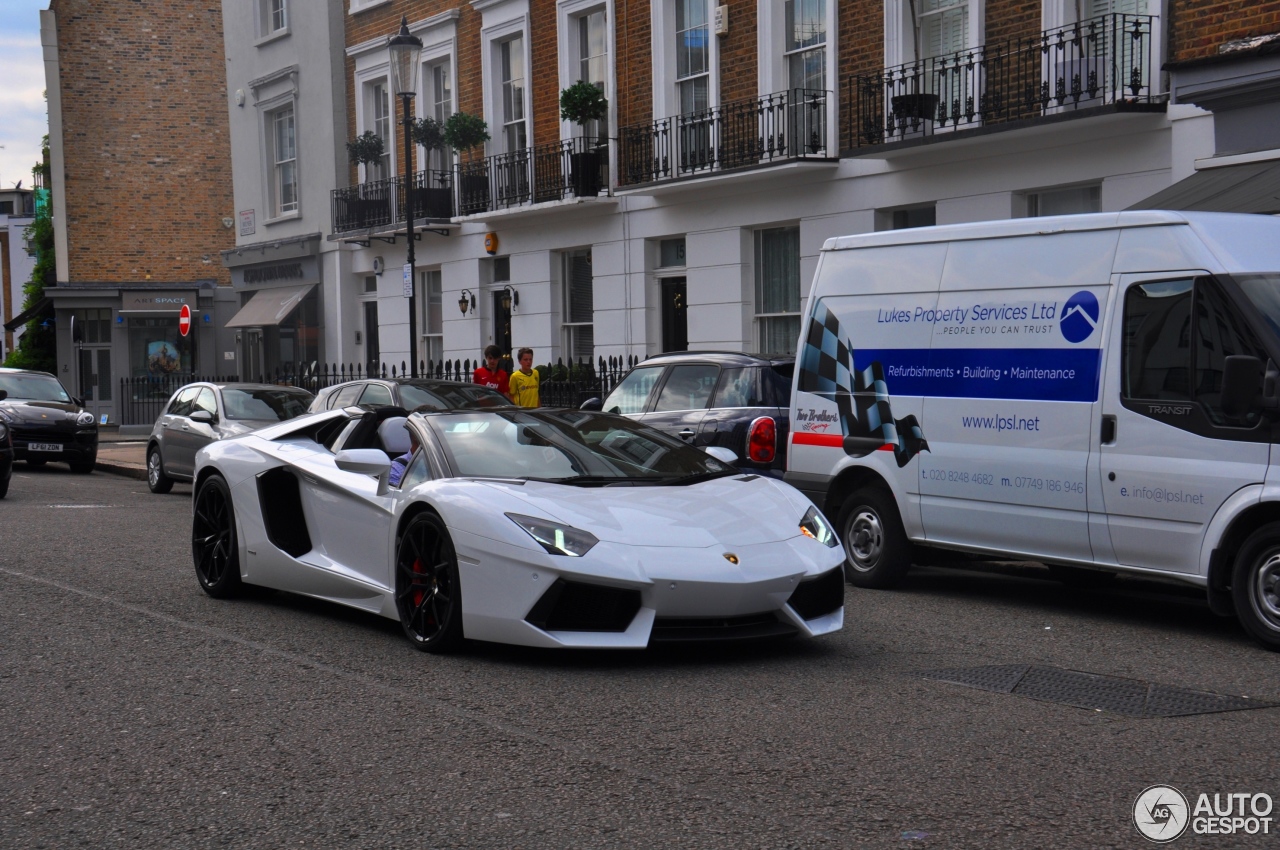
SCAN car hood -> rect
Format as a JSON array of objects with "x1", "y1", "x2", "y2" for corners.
[
  {"x1": 0, "y1": 399, "x2": 84, "y2": 424},
  {"x1": 481, "y1": 475, "x2": 811, "y2": 547}
]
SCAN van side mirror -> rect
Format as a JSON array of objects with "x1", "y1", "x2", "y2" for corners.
[
  {"x1": 579, "y1": 397, "x2": 603, "y2": 412},
  {"x1": 1221, "y1": 355, "x2": 1264, "y2": 417}
]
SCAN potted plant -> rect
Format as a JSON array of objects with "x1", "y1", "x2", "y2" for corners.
[
  {"x1": 345, "y1": 131, "x2": 388, "y2": 225},
  {"x1": 559, "y1": 80, "x2": 608, "y2": 197},
  {"x1": 443, "y1": 112, "x2": 491, "y2": 213},
  {"x1": 411, "y1": 116, "x2": 453, "y2": 219}
]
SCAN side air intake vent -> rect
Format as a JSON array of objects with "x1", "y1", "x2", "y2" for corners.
[
  {"x1": 786, "y1": 567, "x2": 844, "y2": 620},
  {"x1": 525, "y1": 579, "x2": 641, "y2": 632},
  {"x1": 256, "y1": 468, "x2": 312, "y2": 558}
]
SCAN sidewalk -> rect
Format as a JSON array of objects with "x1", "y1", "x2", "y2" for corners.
[{"x1": 95, "y1": 428, "x2": 149, "y2": 480}]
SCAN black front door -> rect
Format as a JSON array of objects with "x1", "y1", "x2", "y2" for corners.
[
  {"x1": 364, "y1": 300, "x2": 380, "y2": 375},
  {"x1": 661, "y1": 278, "x2": 687, "y2": 353},
  {"x1": 493, "y1": 291, "x2": 512, "y2": 356}
]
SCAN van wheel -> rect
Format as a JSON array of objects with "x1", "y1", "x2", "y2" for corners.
[
  {"x1": 1232, "y1": 523, "x2": 1280, "y2": 651},
  {"x1": 838, "y1": 487, "x2": 910, "y2": 589}
]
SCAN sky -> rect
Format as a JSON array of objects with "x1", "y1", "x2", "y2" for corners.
[{"x1": 0, "y1": 0, "x2": 49, "y2": 192}]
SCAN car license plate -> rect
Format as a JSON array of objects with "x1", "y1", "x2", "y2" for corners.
[{"x1": 29, "y1": 442, "x2": 63, "y2": 452}]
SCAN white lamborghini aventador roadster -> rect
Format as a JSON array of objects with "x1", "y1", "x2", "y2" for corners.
[{"x1": 191, "y1": 405, "x2": 845, "y2": 652}]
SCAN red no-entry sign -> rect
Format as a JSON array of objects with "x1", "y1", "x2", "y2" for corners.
[{"x1": 179, "y1": 304, "x2": 191, "y2": 337}]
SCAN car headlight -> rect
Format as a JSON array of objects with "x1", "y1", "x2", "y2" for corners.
[
  {"x1": 506, "y1": 513, "x2": 599, "y2": 557},
  {"x1": 76, "y1": 411, "x2": 96, "y2": 426},
  {"x1": 799, "y1": 506, "x2": 839, "y2": 547}
]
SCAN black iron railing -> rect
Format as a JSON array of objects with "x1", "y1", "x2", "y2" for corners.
[
  {"x1": 334, "y1": 138, "x2": 609, "y2": 231},
  {"x1": 118, "y1": 356, "x2": 643, "y2": 425},
  {"x1": 619, "y1": 88, "x2": 830, "y2": 186},
  {"x1": 330, "y1": 176, "x2": 395, "y2": 232},
  {"x1": 845, "y1": 14, "x2": 1155, "y2": 149}
]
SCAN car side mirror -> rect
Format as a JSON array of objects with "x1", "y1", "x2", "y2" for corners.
[
  {"x1": 704, "y1": 446, "x2": 739, "y2": 465},
  {"x1": 1221, "y1": 355, "x2": 1266, "y2": 418},
  {"x1": 335, "y1": 448, "x2": 393, "y2": 496},
  {"x1": 579, "y1": 397, "x2": 602, "y2": 412},
  {"x1": 190, "y1": 409, "x2": 215, "y2": 424},
  {"x1": 0, "y1": 390, "x2": 6, "y2": 401}
]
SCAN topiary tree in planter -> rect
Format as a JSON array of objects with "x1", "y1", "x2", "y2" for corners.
[
  {"x1": 411, "y1": 117, "x2": 452, "y2": 219},
  {"x1": 443, "y1": 112, "x2": 491, "y2": 214},
  {"x1": 559, "y1": 80, "x2": 608, "y2": 197},
  {"x1": 344, "y1": 131, "x2": 388, "y2": 226}
]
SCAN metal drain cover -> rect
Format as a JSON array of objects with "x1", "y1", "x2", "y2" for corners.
[{"x1": 919, "y1": 665, "x2": 1274, "y2": 717}]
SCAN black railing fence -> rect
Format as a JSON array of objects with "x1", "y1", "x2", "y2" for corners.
[
  {"x1": 846, "y1": 14, "x2": 1155, "y2": 149},
  {"x1": 336, "y1": 137, "x2": 608, "y2": 230},
  {"x1": 619, "y1": 88, "x2": 830, "y2": 186},
  {"x1": 118, "y1": 355, "x2": 642, "y2": 426}
]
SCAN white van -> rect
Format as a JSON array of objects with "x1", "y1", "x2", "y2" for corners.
[{"x1": 785, "y1": 211, "x2": 1280, "y2": 651}]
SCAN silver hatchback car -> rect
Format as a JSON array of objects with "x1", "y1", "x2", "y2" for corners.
[{"x1": 146, "y1": 382, "x2": 314, "y2": 493}]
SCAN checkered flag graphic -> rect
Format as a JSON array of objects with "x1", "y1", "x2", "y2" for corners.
[{"x1": 799, "y1": 302, "x2": 928, "y2": 468}]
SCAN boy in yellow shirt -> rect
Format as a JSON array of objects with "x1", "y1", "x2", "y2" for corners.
[{"x1": 508, "y1": 347, "x2": 540, "y2": 408}]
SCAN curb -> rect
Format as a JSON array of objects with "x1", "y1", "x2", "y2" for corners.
[{"x1": 94, "y1": 461, "x2": 149, "y2": 481}]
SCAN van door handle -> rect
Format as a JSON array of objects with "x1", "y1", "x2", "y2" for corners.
[
  {"x1": 678, "y1": 429, "x2": 695, "y2": 441},
  {"x1": 1101, "y1": 414, "x2": 1116, "y2": 444}
]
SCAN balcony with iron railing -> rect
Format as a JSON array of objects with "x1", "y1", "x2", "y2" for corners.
[
  {"x1": 330, "y1": 137, "x2": 609, "y2": 236},
  {"x1": 844, "y1": 14, "x2": 1161, "y2": 153},
  {"x1": 618, "y1": 88, "x2": 833, "y2": 188}
]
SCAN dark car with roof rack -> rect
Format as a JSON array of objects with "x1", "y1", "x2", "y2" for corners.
[{"x1": 582, "y1": 351, "x2": 794, "y2": 476}]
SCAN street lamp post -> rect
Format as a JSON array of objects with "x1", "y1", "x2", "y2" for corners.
[{"x1": 388, "y1": 17, "x2": 423, "y2": 377}]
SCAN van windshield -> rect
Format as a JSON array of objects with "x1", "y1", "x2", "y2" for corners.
[{"x1": 1235, "y1": 275, "x2": 1280, "y2": 341}]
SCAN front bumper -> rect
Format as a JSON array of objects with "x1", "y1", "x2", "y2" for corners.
[{"x1": 11, "y1": 424, "x2": 99, "y2": 464}]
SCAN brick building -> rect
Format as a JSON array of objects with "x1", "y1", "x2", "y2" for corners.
[
  {"x1": 41, "y1": 0, "x2": 236, "y2": 425},
  {"x1": 213, "y1": 1, "x2": 1279, "y2": 374}
]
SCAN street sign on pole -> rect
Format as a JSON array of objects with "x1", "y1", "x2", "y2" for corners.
[
  {"x1": 179, "y1": 304, "x2": 191, "y2": 337},
  {"x1": 403, "y1": 263, "x2": 413, "y2": 298}
]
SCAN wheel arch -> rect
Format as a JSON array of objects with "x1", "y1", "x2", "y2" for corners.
[
  {"x1": 823, "y1": 464, "x2": 897, "y2": 526},
  {"x1": 1207, "y1": 499, "x2": 1280, "y2": 601},
  {"x1": 395, "y1": 500, "x2": 443, "y2": 545}
]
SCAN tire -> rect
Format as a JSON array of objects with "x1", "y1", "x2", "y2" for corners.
[
  {"x1": 70, "y1": 459, "x2": 95, "y2": 475},
  {"x1": 394, "y1": 511, "x2": 464, "y2": 653},
  {"x1": 147, "y1": 446, "x2": 174, "y2": 494},
  {"x1": 0, "y1": 474, "x2": 8, "y2": 499},
  {"x1": 192, "y1": 474, "x2": 243, "y2": 599},
  {"x1": 1232, "y1": 522, "x2": 1280, "y2": 651},
  {"x1": 1046, "y1": 564, "x2": 1116, "y2": 588},
  {"x1": 838, "y1": 486, "x2": 911, "y2": 589},
  {"x1": 26, "y1": 458, "x2": 46, "y2": 467}
]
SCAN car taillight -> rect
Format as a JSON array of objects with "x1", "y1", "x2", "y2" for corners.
[{"x1": 747, "y1": 416, "x2": 776, "y2": 464}]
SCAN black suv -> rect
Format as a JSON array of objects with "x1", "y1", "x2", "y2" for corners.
[
  {"x1": 586, "y1": 351, "x2": 793, "y2": 476},
  {"x1": 0, "y1": 367, "x2": 99, "y2": 474}
]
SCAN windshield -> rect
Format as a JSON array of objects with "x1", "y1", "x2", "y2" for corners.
[
  {"x1": 401, "y1": 382, "x2": 512, "y2": 410},
  {"x1": 0, "y1": 372, "x2": 72, "y2": 403},
  {"x1": 1233, "y1": 274, "x2": 1280, "y2": 342},
  {"x1": 424, "y1": 409, "x2": 735, "y2": 484},
  {"x1": 222, "y1": 387, "x2": 314, "y2": 421}
]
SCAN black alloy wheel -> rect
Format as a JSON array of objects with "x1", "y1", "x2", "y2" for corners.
[
  {"x1": 147, "y1": 446, "x2": 174, "y2": 494},
  {"x1": 192, "y1": 474, "x2": 243, "y2": 598},
  {"x1": 395, "y1": 511, "x2": 464, "y2": 653}
]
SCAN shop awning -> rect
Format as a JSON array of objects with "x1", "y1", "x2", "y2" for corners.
[
  {"x1": 3, "y1": 296, "x2": 52, "y2": 332},
  {"x1": 1128, "y1": 160, "x2": 1280, "y2": 214},
  {"x1": 225, "y1": 284, "x2": 314, "y2": 328}
]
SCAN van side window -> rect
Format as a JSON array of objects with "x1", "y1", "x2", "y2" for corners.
[
  {"x1": 1193, "y1": 279, "x2": 1267, "y2": 427},
  {"x1": 1123, "y1": 279, "x2": 1193, "y2": 402}
]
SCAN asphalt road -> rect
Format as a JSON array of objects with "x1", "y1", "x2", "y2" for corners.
[{"x1": 2, "y1": 466, "x2": 1278, "y2": 849}]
